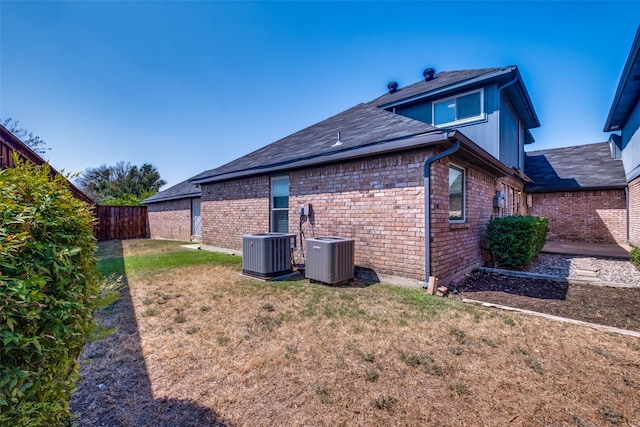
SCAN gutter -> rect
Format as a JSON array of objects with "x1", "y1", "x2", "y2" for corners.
[
  {"x1": 423, "y1": 138, "x2": 461, "y2": 288},
  {"x1": 497, "y1": 74, "x2": 518, "y2": 93}
]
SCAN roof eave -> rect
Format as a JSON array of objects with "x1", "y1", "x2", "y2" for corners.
[
  {"x1": 511, "y1": 71, "x2": 541, "y2": 129},
  {"x1": 0, "y1": 125, "x2": 95, "y2": 205},
  {"x1": 604, "y1": 26, "x2": 640, "y2": 132},
  {"x1": 526, "y1": 185, "x2": 627, "y2": 193},
  {"x1": 141, "y1": 191, "x2": 201, "y2": 204},
  {"x1": 453, "y1": 131, "x2": 514, "y2": 177},
  {"x1": 192, "y1": 131, "x2": 452, "y2": 185}
]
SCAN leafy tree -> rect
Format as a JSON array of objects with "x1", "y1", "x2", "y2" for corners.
[
  {"x1": 76, "y1": 161, "x2": 166, "y2": 205},
  {"x1": 1, "y1": 117, "x2": 49, "y2": 154}
]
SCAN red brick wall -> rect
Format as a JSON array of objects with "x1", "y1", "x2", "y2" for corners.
[
  {"x1": 429, "y1": 158, "x2": 504, "y2": 283},
  {"x1": 200, "y1": 176, "x2": 270, "y2": 250},
  {"x1": 529, "y1": 190, "x2": 627, "y2": 244},
  {"x1": 629, "y1": 177, "x2": 640, "y2": 247},
  {"x1": 147, "y1": 199, "x2": 192, "y2": 241},
  {"x1": 200, "y1": 151, "x2": 504, "y2": 284},
  {"x1": 289, "y1": 153, "x2": 429, "y2": 281}
]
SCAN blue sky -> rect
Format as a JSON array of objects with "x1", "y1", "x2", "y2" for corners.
[{"x1": 1, "y1": 1, "x2": 639, "y2": 188}]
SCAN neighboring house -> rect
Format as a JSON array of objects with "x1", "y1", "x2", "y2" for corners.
[
  {"x1": 141, "y1": 178, "x2": 201, "y2": 241},
  {"x1": 604, "y1": 25, "x2": 640, "y2": 247},
  {"x1": 0, "y1": 123, "x2": 93, "y2": 205},
  {"x1": 525, "y1": 141, "x2": 627, "y2": 244},
  {"x1": 145, "y1": 66, "x2": 539, "y2": 286}
]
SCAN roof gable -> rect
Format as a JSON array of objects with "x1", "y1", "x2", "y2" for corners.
[
  {"x1": 369, "y1": 68, "x2": 504, "y2": 107},
  {"x1": 0, "y1": 124, "x2": 94, "y2": 204},
  {"x1": 525, "y1": 142, "x2": 627, "y2": 192},
  {"x1": 604, "y1": 25, "x2": 640, "y2": 132},
  {"x1": 191, "y1": 103, "x2": 436, "y2": 183},
  {"x1": 368, "y1": 66, "x2": 540, "y2": 130}
]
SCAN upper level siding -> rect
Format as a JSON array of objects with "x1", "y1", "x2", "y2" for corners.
[{"x1": 622, "y1": 99, "x2": 640, "y2": 181}]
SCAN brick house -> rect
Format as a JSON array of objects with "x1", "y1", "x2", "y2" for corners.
[
  {"x1": 143, "y1": 178, "x2": 200, "y2": 241},
  {"x1": 146, "y1": 66, "x2": 540, "y2": 286},
  {"x1": 0, "y1": 123, "x2": 93, "y2": 204},
  {"x1": 525, "y1": 141, "x2": 627, "y2": 244},
  {"x1": 604, "y1": 25, "x2": 640, "y2": 247}
]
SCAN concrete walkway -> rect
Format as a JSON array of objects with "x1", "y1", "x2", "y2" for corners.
[{"x1": 542, "y1": 241, "x2": 631, "y2": 259}]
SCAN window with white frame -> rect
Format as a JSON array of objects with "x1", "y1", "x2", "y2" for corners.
[
  {"x1": 433, "y1": 89, "x2": 484, "y2": 126},
  {"x1": 449, "y1": 165, "x2": 465, "y2": 222},
  {"x1": 271, "y1": 176, "x2": 289, "y2": 233}
]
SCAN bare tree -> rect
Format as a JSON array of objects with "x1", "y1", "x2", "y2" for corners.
[{"x1": 1, "y1": 118, "x2": 49, "y2": 154}]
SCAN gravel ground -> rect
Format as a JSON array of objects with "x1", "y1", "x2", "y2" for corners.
[{"x1": 525, "y1": 254, "x2": 640, "y2": 287}]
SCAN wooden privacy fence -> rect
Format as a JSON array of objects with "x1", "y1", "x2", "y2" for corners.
[{"x1": 95, "y1": 205, "x2": 148, "y2": 241}]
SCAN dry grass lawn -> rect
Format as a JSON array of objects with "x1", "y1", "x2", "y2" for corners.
[{"x1": 71, "y1": 239, "x2": 640, "y2": 426}]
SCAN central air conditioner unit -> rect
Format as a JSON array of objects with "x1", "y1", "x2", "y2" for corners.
[
  {"x1": 305, "y1": 237, "x2": 355, "y2": 284},
  {"x1": 242, "y1": 233, "x2": 296, "y2": 278}
]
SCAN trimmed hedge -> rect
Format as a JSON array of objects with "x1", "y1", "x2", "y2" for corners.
[
  {"x1": 485, "y1": 216, "x2": 549, "y2": 269},
  {"x1": 0, "y1": 158, "x2": 101, "y2": 426}
]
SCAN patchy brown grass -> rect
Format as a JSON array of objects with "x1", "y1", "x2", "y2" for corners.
[{"x1": 72, "y1": 240, "x2": 640, "y2": 426}]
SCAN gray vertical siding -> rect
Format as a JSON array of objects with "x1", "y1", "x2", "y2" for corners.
[
  {"x1": 499, "y1": 95, "x2": 520, "y2": 168},
  {"x1": 393, "y1": 84, "x2": 503, "y2": 160},
  {"x1": 395, "y1": 102, "x2": 432, "y2": 124},
  {"x1": 622, "y1": 100, "x2": 640, "y2": 181},
  {"x1": 449, "y1": 83, "x2": 500, "y2": 159}
]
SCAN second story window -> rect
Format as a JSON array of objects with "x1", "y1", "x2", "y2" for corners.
[{"x1": 433, "y1": 89, "x2": 484, "y2": 126}]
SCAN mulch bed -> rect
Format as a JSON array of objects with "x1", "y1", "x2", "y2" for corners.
[{"x1": 454, "y1": 271, "x2": 640, "y2": 332}]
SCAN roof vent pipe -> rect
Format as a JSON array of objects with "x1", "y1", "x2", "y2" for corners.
[
  {"x1": 423, "y1": 68, "x2": 435, "y2": 81},
  {"x1": 331, "y1": 131, "x2": 343, "y2": 147},
  {"x1": 387, "y1": 81, "x2": 398, "y2": 94}
]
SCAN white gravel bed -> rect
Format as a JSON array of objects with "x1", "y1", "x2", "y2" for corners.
[{"x1": 526, "y1": 254, "x2": 640, "y2": 286}]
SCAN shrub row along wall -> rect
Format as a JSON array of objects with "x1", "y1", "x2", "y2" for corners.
[
  {"x1": 529, "y1": 190, "x2": 627, "y2": 244},
  {"x1": 200, "y1": 150, "x2": 510, "y2": 284}
]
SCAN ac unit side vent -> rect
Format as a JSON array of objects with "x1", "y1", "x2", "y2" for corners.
[
  {"x1": 242, "y1": 233, "x2": 296, "y2": 278},
  {"x1": 305, "y1": 237, "x2": 355, "y2": 284}
]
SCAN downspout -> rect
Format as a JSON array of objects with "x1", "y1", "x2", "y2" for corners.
[
  {"x1": 424, "y1": 139, "x2": 461, "y2": 288},
  {"x1": 626, "y1": 186, "x2": 630, "y2": 244}
]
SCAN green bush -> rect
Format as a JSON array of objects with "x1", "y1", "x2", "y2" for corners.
[
  {"x1": 631, "y1": 247, "x2": 640, "y2": 270},
  {"x1": 0, "y1": 158, "x2": 101, "y2": 426},
  {"x1": 485, "y1": 216, "x2": 548, "y2": 269}
]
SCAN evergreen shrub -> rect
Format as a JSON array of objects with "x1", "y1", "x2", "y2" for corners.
[
  {"x1": 485, "y1": 216, "x2": 549, "y2": 269},
  {"x1": 0, "y1": 158, "x2": 101, "y2": 426},
  {"x1": 631, "y1": 247, "x2": 640, "y2": 270}
]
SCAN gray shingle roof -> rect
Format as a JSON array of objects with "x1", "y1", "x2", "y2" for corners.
[
  {"x1": 368, "y1": 67, "x2": 505, "y2": 107},
  {"x1": 368, "y1": 66, "x2": 540, "y2": 131},
  {"x1": 191, "y1": 103, "x2": 437, "y2": 184},
  {"x1": 524, "y1": 142, "x2": 627, "y2": 192},
  {"x1": 141, "y1": 178, "x2": 200, "y2": 204}
]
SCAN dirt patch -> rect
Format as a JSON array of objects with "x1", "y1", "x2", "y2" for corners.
[
  {"x1": 71, "y1": 240, "x2": 640, "y2": 426},
  {"x1": 454, "y1": 271, "x2": 640, "y2": 332}
]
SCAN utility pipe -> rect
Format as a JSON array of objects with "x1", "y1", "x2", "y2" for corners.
[{"x1": 423, "y1": 139, "x2": 461, "y2": 288}]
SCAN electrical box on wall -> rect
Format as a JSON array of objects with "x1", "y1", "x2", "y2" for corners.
[{"x1": 297, "y1": 204, "x2": 311, "y2": 215}]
